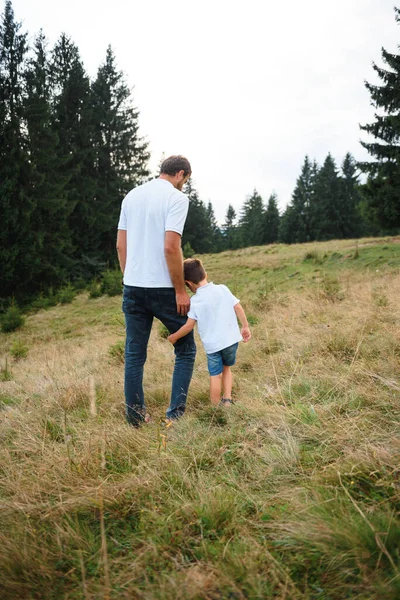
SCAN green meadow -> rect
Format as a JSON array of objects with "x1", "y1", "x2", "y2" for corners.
[{"x1": 0, "y1": 237, "x2": 399, "y2": 599}]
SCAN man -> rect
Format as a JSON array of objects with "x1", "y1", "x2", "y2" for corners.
[{"x1": 116, "y1": 155, "x2": 196, "y2": 426}]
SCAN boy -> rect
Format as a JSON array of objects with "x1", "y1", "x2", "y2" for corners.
[{"x1": 167, "y1": 258, "x2": 251, "y2": 406}]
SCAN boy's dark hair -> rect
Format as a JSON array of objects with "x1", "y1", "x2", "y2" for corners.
[
  {"x1": 184, "y1": 258, "x2": 206, "y2": 284},
  {"x1": 160, "y1": 155, "x2": 191, "y2": 178}
]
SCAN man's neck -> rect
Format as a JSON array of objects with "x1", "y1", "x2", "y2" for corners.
[{"x1": 159, "y1": 174, "x2": 178, "y2": 189}]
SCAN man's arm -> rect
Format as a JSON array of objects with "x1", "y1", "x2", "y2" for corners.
[
  {"x1": 167, "y1": 318, "x2": 196, "y2": 345},
  {"x1": 164, "y1": 231, "x2": 190, "y2": 316},
  {"x1": 234, "y1": 303, "x2": 251, "y2": 342},
  {"x1": 116, "y1": 229, "x2": 127, "y2": 274}
]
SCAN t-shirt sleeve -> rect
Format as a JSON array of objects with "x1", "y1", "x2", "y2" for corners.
[
  {"x1": 117, "y1": 197, "x2": 127, "y2": 230},
  {"x1": 165, "y1": 193, "x2": 189, "y2": 235},
  {"x1": 187, "y1": 301, "x2": 197, "y2": 321},
  {"x1": 221, "y1": 285, "x2": 240, "y2": 306}
]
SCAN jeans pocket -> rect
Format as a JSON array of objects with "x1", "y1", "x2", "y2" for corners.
[{"x1": 123, "y1": 287, "x2": 136, "y2": 314}]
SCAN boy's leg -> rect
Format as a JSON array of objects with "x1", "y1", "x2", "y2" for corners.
[
  {"x1": 210, "y1": 374, "x2": 223, "y2": 406},
  {"x1": 207, "y1": 351, "x2": 224, "y2": 405},
  {"x1": 222, "y1": 365, "x2": 232, "y2": 400}
]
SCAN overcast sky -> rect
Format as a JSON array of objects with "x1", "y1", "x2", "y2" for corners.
[{"x1": 11, "y1": 0, "x2": 399, "y2": 222}]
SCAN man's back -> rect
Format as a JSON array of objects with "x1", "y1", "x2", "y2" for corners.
[{"x1": 118, "y1": 178, "x2": 189, "y2": 287}]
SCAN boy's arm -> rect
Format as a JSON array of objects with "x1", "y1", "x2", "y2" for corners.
[
  {"x1": 167, "y1": 318, "x2": 196, "y2": 345},
  {"x1": 234, "y1": 303, "x2": 251, "y2": 342}
]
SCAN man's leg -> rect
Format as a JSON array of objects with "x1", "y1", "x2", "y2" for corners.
[
  {"x1": 152, "y1": 289, "x2": 196, "y2": 421},
  {"x1": 168, "y1": 334, "x2": 196, "y2": 419},
  {"x1": 123, "y1": 286, "x2": 153, "y2": 426}
]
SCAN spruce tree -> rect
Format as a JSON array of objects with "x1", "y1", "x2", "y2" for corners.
[
  {"x1": 238, "y1": 189, "x2": 264, "y2": 247},
  {"x1": 91, "y1": 46, "x2": 150, "y2": 262},
  {"x1": 263, "y1": 193, "x2": 280, "y2": 244},
  {"x1": 359, "y1": 7, "x2": 400, "y2": 230},
  {"x1": 182, "y1": 179, "x2": 213, "y2": 253},
  {"x1": 279, "y1": 205, "x2": 296, "y2": 244},
  {"x1": 280, "y1": 156, "x2": 319, "y2": 244},
  {"x1": 24, "y1": 31, "x2": 72, "y2": 291},
  {"x1": 313, "y1": 154, "x2": 343, "y2": 240},
  {"x1": 50, "y1": 34, "x2": 96, "y2": 273},
  {"x1": 0, "y1": 0, "x2": 33, "y2": 298},
  {"x1": 222, "y1": 204, "x2": 237, "y2": 249},
  {"x1": 206, "y1": 201, "x2": 223, "y2": 252},
  {"x1": 340, "y1": 152, "x2": 362, "y2": 238}
]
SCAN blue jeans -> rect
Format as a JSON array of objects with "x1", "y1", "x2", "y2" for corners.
[{"x1": 122, "y1": 286, "x2": 196, "y2": 426}]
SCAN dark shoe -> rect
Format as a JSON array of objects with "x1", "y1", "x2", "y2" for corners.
[{"x1": 220, "y1": 398, "x2": 235, "y2": 406}]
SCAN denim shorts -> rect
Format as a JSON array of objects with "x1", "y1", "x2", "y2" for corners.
[{"x1": 206, "y1": 342, "x2": 239, "y2": 376}]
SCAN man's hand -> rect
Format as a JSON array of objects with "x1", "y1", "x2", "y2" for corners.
[
  {"x1": 176, "y1": 291, "x2": 190, "y2": 316},
  {"x1": 241, "y1": 326, "x2": 251, "y2": 342},
  {"x1": 167, "y1": 333, "x2": 177, "y2": 345}
]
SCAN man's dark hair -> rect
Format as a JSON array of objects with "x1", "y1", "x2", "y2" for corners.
[
  {"x1": 184, "y1": 258, "x2": 206, "y2": 284},
  {"x1": 161, "y1": 155, "x2": 191, "y2": 177}
]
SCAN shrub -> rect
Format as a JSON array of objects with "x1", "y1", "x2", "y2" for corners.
[
  {"x1": 1, "y1": 306, "x2": 25, "y2": 333},
  {"x1": 31, "y1": 288, "x2": 58, "y2": 311},
  {"x1": 303, "y1": 250, "x2": 324, "y2": 264},
  {"x1": 101, "y1": 270, "x2": 122, "y2": 296},
  {"x1": 183, "y1": 242, "x2": 195, "y2": 258},
  {"x1": 57, "y1": 284, "x2": 76, "y2": 305},
  {"x1": 88, "y1": 281, "x2": 102, "y2": 299},
  {"x1": 10, "y1": 340, "x2": 28, "y2": 360}
]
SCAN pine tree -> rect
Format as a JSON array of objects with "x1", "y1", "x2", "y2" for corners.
[
  {"x1": 340, "y1": 153, "x2": 362, "y2": 238},
  {"x1": 91, "y1": 46, "x2": 150, "y2": 262},
  {"x1": 222, "y1": 204, "x2": 237, "y2": 249},
  {"x1": 24, "y1": 31, "x2": 72, "y2": 291},
  {"x1": 263, "y1": 193, "x2": 280, "y2": 244},
  {"x1": 238, "y1": 189, "x2": 264, "y2": 247},
  {"x1": 278, "y1": 205, "x2": 296, "y2": 244},
  {"x1": 359, "y1": 7, "x2": 400, "y2": 231},
  {"x1": 182, "y1": 179, "x2": 213, "y2": 253},
  {"x1": 50, "y1": 33, "x2": 97, "y2": 273},
  {"x1": 0, "y1": 0, "x2": 33, "y2": 298},
  {"x1": 206, "y1": 201, "x2": 223, "y2": 252},
  {"x1": 313, "y1": 154, "x2": 343, "y2": 240}
]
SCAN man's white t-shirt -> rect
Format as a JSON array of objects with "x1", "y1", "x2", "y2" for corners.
[
  {"x1": 187, "y1": 282, "x2": 242, "y2": 354},
  {"x1": 118, "y1": 178, "x2": 189, "y2": 287}
]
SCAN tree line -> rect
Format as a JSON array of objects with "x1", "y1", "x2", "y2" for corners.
[
  {"x1": 0, "y1": 1, "x2": 149, "y2": 302},
  {"x1": 1, "y1": 0, "x2": 399, "y2": 306},
  {"x1": 183, "y1": 151, "x2": 371, "y2": 253}
]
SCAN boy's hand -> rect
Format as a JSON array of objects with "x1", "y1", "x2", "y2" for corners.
[
  {"x1": 241, "y1": 326, "x2": 251, "y2": 342},
  {"x1": 167, "y1": 334, "x2": 177, "y2": 345}
]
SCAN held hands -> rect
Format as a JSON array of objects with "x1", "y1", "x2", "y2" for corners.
[
  {"x1": 167, "y1": 333, "x2": 178, "y2": 345},
  {"x1": 241, "y1": 326, "x2": 251, "y2": 342}
]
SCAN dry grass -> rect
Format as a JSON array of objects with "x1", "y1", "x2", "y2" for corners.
[{"x1": 0, "y1": 237, "x2": 399, "y2": 599}]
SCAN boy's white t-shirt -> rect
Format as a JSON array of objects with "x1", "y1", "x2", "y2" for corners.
[
  {"x1": 187, "y1": 282, "x2": 242, "y2": 354},
  {"x1": 118, "y1": 178, "x2": 189, "y2": 287}
]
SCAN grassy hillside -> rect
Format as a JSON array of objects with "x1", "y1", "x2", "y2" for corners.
[{"x1": 1, "y1": 237, "x2": 399, "y2": 599}]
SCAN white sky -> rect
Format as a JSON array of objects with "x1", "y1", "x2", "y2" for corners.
[{"x1": 11, "y1": 0, "x2": 399, "y2": 223}]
